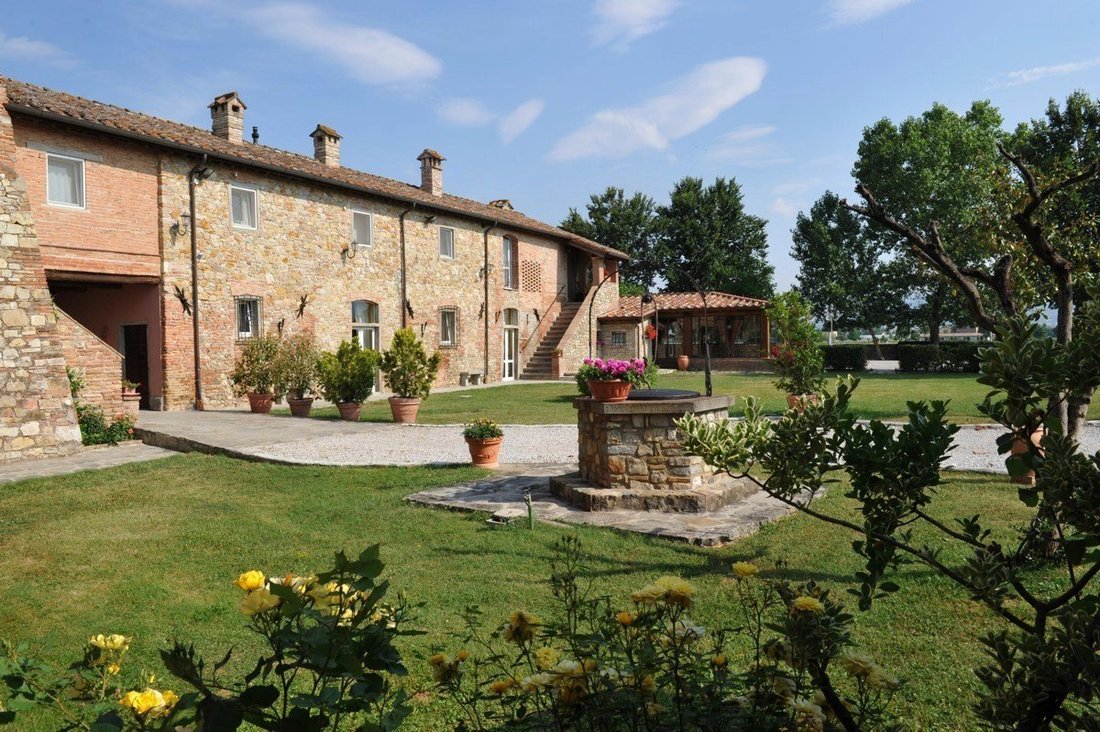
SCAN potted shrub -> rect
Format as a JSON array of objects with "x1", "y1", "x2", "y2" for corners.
[
  {"x1": 316, "y1": 339, "x2": 380, "y2": 421},
  {"x1": 121, "y1": 379, "x2": 141, "y2": 418},
  {"x1": 576, "y1": 357, "x2": 647, "y2": 403},
  {"x1": 463, "y1": 417, "x2": 504, "y2": 468},
  {"x1": 379, "y1": 328, "x2": 442, "y2": 423},
  {"x1": 230, "y1": 334, "x2": 281, "y2": 414},
  {"x1": 275, "y1": 333, "x2": 319, "y2": 418},
  {"x1": 768, "y1": 291, "x2": 825, "y2": 411}
]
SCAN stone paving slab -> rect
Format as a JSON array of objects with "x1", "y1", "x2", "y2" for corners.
[
  {"x1": 0, "y1": 442, "x2": 175, "y2": 484},
  {"x1": 405, "y1": 464, "x2": 797, "y2": 547}
]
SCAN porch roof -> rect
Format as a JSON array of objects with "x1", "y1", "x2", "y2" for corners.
[{"x1": 600, "y1": 291, "x2": 768, "y2": 321}]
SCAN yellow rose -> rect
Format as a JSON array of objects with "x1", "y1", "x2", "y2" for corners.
[
  {"x1": 839, "y1": 651, "x2": 876, "y2": 678},
  {"x1": 866, "y1": 665, "x2": 902, "y2": 691},
  {"x1": 120, "y1": 687, "x2": 178, "y2": 718},
  {"x1": 503, "y1": 610, "x2": 540, "y2": 644},
  {"x1": 239, "y1": 587, "x2": 281, "y2": 616},
  {"x1": 489, "y1": 678, "x2": 516, "y2": 695},
  {"x1": 534, "y1": 646, "x2": 560, "y2": 670},
  {"x1": 615, "y1": 610, "x2": 636, "y2": 626},
  {"x1": 731, "y1": 561, "x2": 760, "y2": 579},
  {"x1": 654, "y1": 576, "x2": 694, "y2": 608},
  {"x1": 107, "y1": 663, "x2": 121, "y2": 676},
  {"x1": 712, "y1": 654, "x2": 727, "y2": 668},
  {"x1": 630, "y1": 585, "x2": 664, "y2": 605},
  {"x1": 428, "y1": 653, "x2": 447, "y2": 666},
  {"x1": 234, "y1": 570, "x2": 266, "y2": 592},
  {"x1": 455, "y1": 649, "x2": 470, "y2": 662},
  {"x1": 790, "y1": 596, "x2": 826, "y2": 615},
  {"x1": 105, "y1": 634, "x2": 130, "y2": 652},
  {"x1": 520, "y1": 672, "x2": 554, "y2": 693}
]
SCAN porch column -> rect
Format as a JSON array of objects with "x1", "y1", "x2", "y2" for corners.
[{"x1": 760, "y1": 310, "x2": 771, "y2": 357}]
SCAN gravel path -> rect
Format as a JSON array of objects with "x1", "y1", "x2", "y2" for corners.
[
  {"x1": 245, "y1": 421, "x2": 1099, "y2": 472},
  {"x1": 247, "y1": 424, "x2": 579, "y2": 466}
]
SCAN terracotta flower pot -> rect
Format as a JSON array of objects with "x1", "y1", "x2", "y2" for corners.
[
  {"x1": 247, "y1": 392, "x2": 274, "y2": 414},
  {"x1": 287, "y1": 397, "x2": 314, "y2": 418},
  {"x1": 1009, "y1": 426, "x2": 1045, "y2": 486},
  {"x1": 121, "y1": 392, "x2": 141, "y2": 418},
  {"x1": 786, "y1": 393, "x2": 819, "y2": 412},
  {"x1": 676, "y1": 354, "x2": 690, "y2": 371},
  {"x1": 466, "y1": 436, "x2": 503, "y2": 468},
  {"x1": 587, "y1": 379, "x2": 632, "y2": 403},
  {"x1": 389, "y1": 396, "x2": 421, "y2": 423},
  {"x1": 336, "y1": 401, "x2": 362, "y2": 421}
]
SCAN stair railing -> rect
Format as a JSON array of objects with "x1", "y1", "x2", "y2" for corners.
[{"x1": 521, "y1": 284, "x2": 568, "y2": 352}]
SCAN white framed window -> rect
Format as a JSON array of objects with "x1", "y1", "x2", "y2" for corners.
[
  {"x1": 230, "y1": 185, "x2": 258, "y2": 229},
  {"x1": 611, "y1": 331, "x2": 627, "y2": 347},
  {"x1": 440, "y1": 308, "x2": 457, "y2": 346},
  {"x1": 351, "y1": 300, "x2": 380, "y2": 350},
  {"x1": 46, "y1": 153, "x2": 85, "y2": 208},
  {"x1": 235, "y1": 296, "x2": 261, "y2": 340},
  {"x1": 503, "y1": 237, "x2": 518, "y2": 289},
  {"x1": 352, "y1": 210, "x2": 372, "y2": 247},
  {"x1": 438, "y1": 226, "x2": 455, "y2": 259}
]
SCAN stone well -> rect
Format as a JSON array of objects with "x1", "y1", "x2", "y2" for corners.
[{"x1": 549, "y1": 392, "x2": 755, "y2": 512}]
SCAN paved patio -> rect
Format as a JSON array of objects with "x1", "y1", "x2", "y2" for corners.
[{"x1": 0, "y1": 442, "x2": 174, "y2": 484}]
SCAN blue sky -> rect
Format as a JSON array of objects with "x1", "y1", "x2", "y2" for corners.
[{"x1": 3, "y1": 0, "x2": 1100, "y2": 289}]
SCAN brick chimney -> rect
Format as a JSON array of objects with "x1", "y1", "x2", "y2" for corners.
[
  {"x1": 417, "y1": 149, "x2": 444, "y2": 196},
  {"x1": 209, "y1": 92, "x2": 246, "y2": 143},
  {"x1": 310, "y1": 124, "x2": 341, "y2": 166}
]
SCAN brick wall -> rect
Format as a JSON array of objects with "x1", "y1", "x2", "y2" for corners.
[
  {"x1": 55, "y1": 308, "x2": 124, "y2": 416},
  {"x1": 0, "y1": 85, "x2": 81, "y2": 461}
]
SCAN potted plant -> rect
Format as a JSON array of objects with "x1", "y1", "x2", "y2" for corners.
[
  {"x1": 316, "y1": 339, "x2": 380, "y2": 421},
  {"x1": 463, "y1": 417, "x2": 504, "y2": 468},
  {"x1": 121, "y1": 379, "x2": 141, "y2": 417},
  {"x1": 230, "y1": 334, "x2": 281, "y2": 414},
  {"x1": 768, "y1": 291, "x2": 825, "y2": 412},
  {"x1": 275, "y1": 333, "x2": 319, "y2": 418},
  {"x1": 379, "y1": 328, "x2": 441, "y2": 423},
  {"x1": 576, "y1": 357, "x2": 647, "y2": 403}
]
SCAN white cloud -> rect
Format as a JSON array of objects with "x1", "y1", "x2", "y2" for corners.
[
  {"x1": 437, "y1": 97, "x2": 495, "y2": 126},
  {"x1": 710, "y1": 125, "x2": 790, "y2": 166},
  {"x1": 0, "y1": 29, "x2": 73, "y2": 66},
  {"x1": 592, "y1": 0, "x2": 678, "y2": 51},
  {"x1": 770, "y1": 197, "x2": 799, "y2": 218},
  {"x1": 550, "y1": 57, "x2": 766, "y2": 161},
  {"x1": 825, "y1": 0, "x2": 914, "y2": 26},
  {"x1": 498, "y1": 99, "x2": 545, "y2": 144},
  {"x1": 250, "y1": 3, "x2": 441, "y2": 86},
  {"x1": 996, "y1": 57, "x2": 1100, "y2": 88}
]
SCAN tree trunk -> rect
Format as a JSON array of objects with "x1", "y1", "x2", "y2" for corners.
[
  {"x1": 929, "y1": 287, "x2": 944, "y2": 344},
  {"x1": 866, "y1": 324, "x2": 883, "y2": 360},
  {"x1": 1054, "y1": 275, "x2": 1077, "y2": 438}
]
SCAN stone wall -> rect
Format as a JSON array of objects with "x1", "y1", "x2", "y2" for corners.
[
  {"x1": 554, "y1": 259, "x2": 620, "y2": 374},
  {"x1": 55, "y1": 308, "x2": 124, "y2": 416},
  {"x1": 0, "y1": 86, "x2": 81, "y2": 461}
]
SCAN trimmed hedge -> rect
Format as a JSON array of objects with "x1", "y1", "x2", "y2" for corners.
[
  {"x1": 821, "y1": 344, "x2": 868, "y2": 372},
  {"x1": 897, "y1": 342, "x2": 983, "y2": 373}
]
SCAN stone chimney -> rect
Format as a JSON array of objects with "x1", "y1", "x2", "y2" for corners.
[
  {"x1": 488, "y1": 199, "x2": 513, "y2": 210},
  {"x1": 417, "y1": 149, "x2": 444, "y2": 196},
  {"x1": 209, "y1": 92, "x2": 246, "y2": 143},
  {"x1": 310, "y1": 124, "x2": 341, "y2": 166}
]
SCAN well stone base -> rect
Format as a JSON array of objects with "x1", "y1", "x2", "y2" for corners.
[{"x1": 550, "y1": 471, "x2": 756, "y2": 513}]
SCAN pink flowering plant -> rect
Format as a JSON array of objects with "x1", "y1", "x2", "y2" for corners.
[{"x1": 575, "y1": 358, "x2": 648, "y2": 394}]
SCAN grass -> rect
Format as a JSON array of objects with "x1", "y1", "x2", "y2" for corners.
[
  {"x1": 0, "y1": 455, "x2": 1056, "y2": 730},
  {"x1": 296, "y1": 371, "x2": 995, "y2": 425}
]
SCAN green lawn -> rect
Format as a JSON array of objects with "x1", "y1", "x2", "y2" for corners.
[
  {"x1": 0, "y1": 455, "x2": 1053, "y2": 730},
  {"x1": 297, "y1": 371, "x2": 994, "y2": 424}
]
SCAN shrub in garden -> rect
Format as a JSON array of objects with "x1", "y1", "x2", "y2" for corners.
[
  {"x1": 937, "y1": 342, "x2": 981, "y2": 373},
  {"x1": 678, "y1": 290, "x2": 1100, "y2": 730},
  {"x1": 820, "y1": 345, "x2": 867, "y2": 372},
  {"x1": 316, "y1": 339, "x2": 380, "y2": 405},
  {"x1": 430, "y1": 537, "x2": 900, "y2": 731},
  {"x1": 895, "y1": 343, "x2": 940, "y2": 372},
  {"x1": 768, "y1": 291, "x2": 825, "y2": 396},
  {"x1": 274, "y1": 332, "x2": 320, "y2": 400},
  {"x1": 379, "y1": 328, "x2": 441, "y2": 399},
  {"x1": 67, "y1": 366, "x2": 135, "y2": 446},
  {"x1": 0, "y1": 546, "x2": 413, "y2": 731},
  {"x1": 229, "y1": 334, "x2": 282, "y2": 397}
]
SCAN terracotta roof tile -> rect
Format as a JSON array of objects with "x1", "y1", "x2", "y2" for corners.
[
  {"x1": 1, "y1": 76, "x2": 626, "y2": 260},
  {"x1": 601, "y1": 291, "x2": 768, "y2": 319}
]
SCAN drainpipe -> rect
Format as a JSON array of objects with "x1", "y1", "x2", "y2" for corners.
[
  {"x1": 398, "y1": 204, "x2": 417, "y2": 328},
  {"x1": 482, "y1": 221, "x2": 497, "y2": 381},
  {"x1": 187, "y1": 156, "x2": 210, "y2": 410}
]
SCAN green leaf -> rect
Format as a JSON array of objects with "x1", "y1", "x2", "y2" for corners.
[
  {"x1": 239, "y1": 684, "x2": 279, "y2": 708},
  {"x1": 1017, "y1": 488, "x2": 1039, "y2": 507}
]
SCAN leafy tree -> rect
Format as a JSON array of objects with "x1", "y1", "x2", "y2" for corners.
[
  {"x1": 656, "y1": 176, "x2": 775, "y2": 300},
  {"x1": 791, "y1": 192, "x2": 911, "y2": 354},
  {"x1": 846, "y1": 97, "x2": 1100, "y2": 436},
  {"x1": 560, "y1": 187, "x2": 659, "y2": 291}
]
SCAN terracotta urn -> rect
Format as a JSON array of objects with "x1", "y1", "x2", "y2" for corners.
[
  {"x1": 1009, "y1": 426, "x2": 1045, "y2": 486},
  {"x1": 336, "y1": 401, "x2": 362, "y2": 422},
  {"x1": 587, "y1": 379, "x2": 632, "y2": 403},
  {"x1": 676, "y1": 354, "x2": 690, "y2": 371},
  {"x1": 121, "y1": 391, "x2": 141, "y2": 418},
  {"x1": 389, "y1": 396, "x2": 421, "y2": 423},
  {"x1": 287, "y1": 397, "x2": 314, "y2": 418},
  {"x1": 247, "y1": 392, "x2": 274, "y2": 414},
  {"x1": 786, "y1": 393, "x2": 820, "y2": 412},
  {"x1": 466, "y1": 436, "x2": 503, "y2": 468}
]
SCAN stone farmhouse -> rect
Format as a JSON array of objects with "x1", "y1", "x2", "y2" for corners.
[{"x1": 0, "y1": 75, "x2": 628, "y2": 459}]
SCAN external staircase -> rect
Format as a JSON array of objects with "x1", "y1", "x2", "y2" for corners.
[{"x1": 519, "y1": 301, "x2": 583, "y2": 380}]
